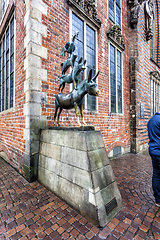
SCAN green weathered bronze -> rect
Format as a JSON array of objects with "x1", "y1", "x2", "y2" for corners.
[
  {"x1": 54, "y1": 32, "x2": 100, "y2": 126},
  {"x1": 59, "y1": 58, "x2": 86, "y2": 92},
  {"x1": 54, "y1": 69, "x2": 99, "y2": 126}
]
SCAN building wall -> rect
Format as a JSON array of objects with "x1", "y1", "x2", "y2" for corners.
[
  {"x1": 2, "y1": 0, "x2": 156, "y2": 180},
  {"x1": 41, "y1": 0, "x2": 131, "y2": 157},
  {"x1": 129, "y1": 0, "x2": 160, "y2": 153},
  {"x1": 0, "y1": 0, "x2": 26, "y2": 173}
]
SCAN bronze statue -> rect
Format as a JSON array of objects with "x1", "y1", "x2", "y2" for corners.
[
  {"x1": 54, "y1": 69, "x2": 100, "y2": 126},
  {"x1": 54, "y1": 32, "x2": 100, "y2": 126},
  {"x1": 60, "y1": 31, "x2": 79, "y2": 57},
  {"x1": 61, "y1": 53, "x2": 77, "y2": 75},
  {"x1": 59, "y1": 58, "x2": 86, "y2": 92}
]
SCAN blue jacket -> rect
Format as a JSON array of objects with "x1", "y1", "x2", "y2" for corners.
[{"x1": 147, "y1": 112, "x2": 160, "y2": 156}]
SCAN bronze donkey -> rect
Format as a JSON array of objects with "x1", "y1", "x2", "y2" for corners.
[{"x1": 54, "y1": 69, "x2": 100, "y2": 126}]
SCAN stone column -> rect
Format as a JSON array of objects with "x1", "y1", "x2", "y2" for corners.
[
  {"x1": 23, "y1": 0, "x2": 48, "y2": 182},
  {"x1": 129, "y1": 32, "x2": 139, "y2": 153}
]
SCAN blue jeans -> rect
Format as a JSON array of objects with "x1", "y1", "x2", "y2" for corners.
[{"x1": 151, "y1": 155, "x2": 160, "y2": 203}]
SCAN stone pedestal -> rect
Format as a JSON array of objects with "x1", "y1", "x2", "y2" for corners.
[{"x1": 38, "y1": 127, "x2": 123, "y2": 227}]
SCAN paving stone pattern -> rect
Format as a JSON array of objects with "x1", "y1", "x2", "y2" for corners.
[{"x1": 0, "y1": 154, "x2": 160, "y2": 239}]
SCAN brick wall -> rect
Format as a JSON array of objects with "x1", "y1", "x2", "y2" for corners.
[
  {"x1": 0, "y1": 0, "x2": 26, "y2": 172},
  {"x1": 1, "y1": 0, "x2": 152, "y2": 180},
  {"x1": 129, "y1": 0, "x2": 160, "y2": 153},
  {"x1": 41, "y1": 0, "x2": 131, "y2": 157}
]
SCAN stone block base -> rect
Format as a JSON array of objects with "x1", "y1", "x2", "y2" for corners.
[{"x1": 38, "y1": 127, "x2": 123, "y2": 227}]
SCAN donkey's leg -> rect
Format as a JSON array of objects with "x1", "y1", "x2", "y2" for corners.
[
  {"x1": 73, "y1": 79, "x2": 77, "y2": 90},
  {"x1": 80, "y1": 104, "x2": 86, "y2": 125},
  {"x1": 57, "y1": 107, "x2": 63, "y2": 126},
  {"x1": 74, "y1": 103, "x2": 81, "y2": 126},
  {"x1": 61, "y1": 83, "x2": 65, "y2": 93},
  {"x1": 58, "y1": 85, "x2": 61, "y2": 92},
  {"x1": 53, "y1": 106, "x2": 59, "y2": 126}
]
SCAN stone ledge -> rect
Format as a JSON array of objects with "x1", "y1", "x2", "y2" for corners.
[{"x1": 48, "y1": 125, "x2": 95, "y2": 131}]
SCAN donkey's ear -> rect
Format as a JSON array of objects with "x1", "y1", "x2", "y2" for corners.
[
  {"x1": 78, "y1": 57, "x2": 83, "y2": 64},
  {"x1": 92, "y1": 71, "x2": 100, "y2": 81},
  {"x1": 84, "y1": 59, "x2": 86, "y2": 65},
  {"x1": 87, "y1": 69, "x2": 92, "y2": 82}
]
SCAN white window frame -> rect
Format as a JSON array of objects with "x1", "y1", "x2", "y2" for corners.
[
  {"x1": 109, "y1": 42, "x2": 123, "y2": 114},
  {"x1": 69, "y1": 8, "x2": 98, "y2": 111},
  {"x1": 108, "y1": 0, "x2": 122, "y2": 29},
  {"x1": 151, "y1": 79, "x2": 160, "y2": 116}
]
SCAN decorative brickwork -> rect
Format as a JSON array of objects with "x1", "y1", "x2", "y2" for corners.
[
  {"x1": 66, "y1": 0, "x2": 101, "y2": 28},
  {"x1": 107, "y1": 25, "x2": 125, "y2": 51},
  {"x1": 0, "y1": 0, "x2": 159, "y2": 179}
]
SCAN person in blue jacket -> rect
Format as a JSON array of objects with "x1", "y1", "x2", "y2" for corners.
[{"x1": 147, "y1": 112, "x2": 160, "y2": 207}]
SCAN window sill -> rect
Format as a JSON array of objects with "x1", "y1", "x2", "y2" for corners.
[
  {"x1": 109, "y1": 112, "x2": 123, "y2": 116},
  {"x1": 0, "y1": 107, "x2": 15, "y2": 114}
]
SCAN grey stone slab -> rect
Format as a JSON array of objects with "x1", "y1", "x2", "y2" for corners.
[
  {"x1": 61, "y1": 131, "x2": 87, "y2": 151},
  {"x1": 58, "y1": 177, "x2": 82, "y2": 212},
  {"x1": 61, "y1": 147, "x2": 89, "y2": 170},
  {"x1": 81, "y1": 189, "x2": 99, "y2": 226},
  {"x1": 101, "y1": 181, "x2": 122, "y2": 205},
  {"x1": 88, "y1": 148, "x2": 110, "y2": 171},
  {"x1": 40, "y1": 142, "x2": 61, "y2": 160},
  {"x1": 92, "y1": 165, "x2": 115, "y2": 190},
  {"x1": 39, "y1": 155, "x2": 61, "y2": 176},
  {"x1": 38, "y1": 167, "x2": 60, "y2": 194},
  {"x1": 85, "y1": 131, "x2": 105, "y2": 151},
  {"x1": 41, "y1": 130, "x2": 87, "y2": 151}
]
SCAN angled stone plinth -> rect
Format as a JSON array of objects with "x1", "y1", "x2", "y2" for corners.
[{"x1": 38, "y1": 127, "x2": 123, "y2": 227}]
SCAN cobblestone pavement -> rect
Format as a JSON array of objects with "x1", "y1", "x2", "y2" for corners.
[{"x1": 0, "y1": 154, "x2": 160, "y2": 240}]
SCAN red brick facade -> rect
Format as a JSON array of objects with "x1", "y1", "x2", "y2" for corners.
[
  {"x1": 0, "y1": 0, "x2": 25, "y2": 173},
  {"x1": 0, "y1": 0, "x2": 159, "y2": 181}
]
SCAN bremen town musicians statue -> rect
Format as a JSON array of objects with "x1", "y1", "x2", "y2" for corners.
[{"x1": 53, "y1": 32, "x2": 100, "y2": 126}]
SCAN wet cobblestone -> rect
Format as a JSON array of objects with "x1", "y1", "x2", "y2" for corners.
[{"x1": 0, "y1": 154, "x2": 160, "y2": 239}]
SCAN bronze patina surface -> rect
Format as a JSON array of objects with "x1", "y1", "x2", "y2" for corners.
[
  {"x1": 54, "y1": 69, "x2": 99, "y2": 126},
  {"x1": 54, "y1": 32, "x2": 100, "y2": 126}
]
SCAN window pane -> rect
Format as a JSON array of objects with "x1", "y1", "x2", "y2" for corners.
[
  {"x1": 5, "y1": 77, "x2": 8, "y2": 109},
  {"x1": 72, "y1": 13, "x2": 97, "y2": 111},
  {"x1": 117, "y1": 50, "x2": 122, "y2": 113},
  {"x1": 72, "y1": 13, "x2": 84, "y2": 63},
  {"x1": 0, "y1": 44, "x2": 1, "y2": 112},
  {"x1": 151, "y1": 80, "x2": 160, "y2": 116},
  {"x1": 110, "y1": 45, "x2": 116, "y2": 113},
  {"x1": 10, "y1": 17, "x2": 14, "y2": 37},
  {"x1": 109, "y1": 0, "x2": 115, "y2": 22},
  {"x1": 10, "y1": 72, "x2": 14, "y2": 108},
  {"x1": 116, "y1": 5, "x2": 121, "y2": 27},
  {"x1": 116, "y1": 0, "x2": 121, "y2": 7},
  {"x1": 151, "y1": 80, "x2": 154, "y2": 116},
  {"x1": 6, "y1": 29, "x2": 9, "y2": 51},
  {"x1": 2, "y1": 0, "x2": 8, "y2": 15},
  {"x1": 86, "y1": 25, "x2": 96, "y2": 110},
  {"x1": 0, "y1": 17, "x2": 14, "y2": 112},
  {"x1": 72, "y1": 13, "x2": 84, "y2": 84},
  {"x1": 10, "y1": 17, "x2": 14, "y2": 108},
  {"x1": 156, "y1": 82, "x2": 159, "y2": 112}
]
